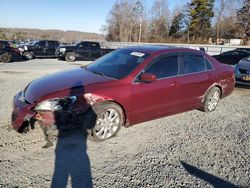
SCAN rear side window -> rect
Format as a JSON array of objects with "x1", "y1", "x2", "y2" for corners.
[
  {"x1": 48, "y1": 41, "x2": 59, "y2": 47},
  {"x1": 79, "y1": 42, "x2": 88, "y2": 48},
  {"x1": 145, "y1": 56, "x2": 178, "y2": 79},
  {"x1": 222, "y1": 51, "x2": 232, "y2": 56},
  {"x1": 180, "y1": 55, "x2": 207, "y2": 74},
  {"x1": 38, "y1": 41, "x2": 46, "y2": 47},
  {"x1": 90, "y1": 42, "x2": 100, "y2": 48}
]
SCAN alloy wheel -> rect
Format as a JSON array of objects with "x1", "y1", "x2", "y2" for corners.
[
  {"x1": 94, "y1": 108, "x2": 120, "y2": 140},
  {"x1": 207, "y1": 90, "x2": 220, "y2": 111}
]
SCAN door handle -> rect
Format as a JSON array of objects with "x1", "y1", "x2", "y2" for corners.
[
  {"x1": 171, "y1": 81, "x2": 179, "y2": 86},
  {"x1": 206, "y1": 73, "x2": 211, "y2": 79}
]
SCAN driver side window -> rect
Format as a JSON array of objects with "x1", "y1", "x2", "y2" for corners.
[{"x1": 145, "y1": 56, "x2": 179, "y2": 79}]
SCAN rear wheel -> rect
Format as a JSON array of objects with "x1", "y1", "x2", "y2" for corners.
[
  {"x1": 202, "y1": 87, "x2": 221, "y2": 112},
  {"x1": 0, "y1": 53, "x2": 11, "y2": 63},
  {"x1": 23, "y1": 51, "x2": 33, "y2": 60},
  {"x1": 88, "y1": 102, "x2": 124, "y2": 141},
  {"x1": 65, "y1": 52, "x2": 76, "y2": 62}
]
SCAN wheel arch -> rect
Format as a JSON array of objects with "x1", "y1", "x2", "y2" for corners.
[
  {"x1": 23, "y1": 50, "x2": 35, "y2": 57},
  {"x1": 94, "y1": 100, "x2": 128, "y2": 126},
  {"x1": 202, "y1": 84, "x2": 222, "y2": 103}
]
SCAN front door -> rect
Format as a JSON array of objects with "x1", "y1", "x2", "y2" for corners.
[
  {"x1": 33, "y1": 41, "x2": 46, "y2": 56},
  {"x1": 130, "y1": 55, "x2": 181, "y2": 124}
]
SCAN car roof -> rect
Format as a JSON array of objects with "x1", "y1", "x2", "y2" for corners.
[
  {"x1": 226, "y1": 50, "x2": 250, "y2": 53},
  {"x1": 121, "y1": 45, "x2": 202, "y2": 54}
]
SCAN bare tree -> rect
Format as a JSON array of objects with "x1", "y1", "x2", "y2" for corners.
[
  {"x1": 105, "y1": 0, "x2": 148, "y2": 42},
  {"x1": 149, "y1": 0, "x2": 170, "y2": 42},
  {"x1": 214, "y1": 0, "x2": 235, "y2": 43}
]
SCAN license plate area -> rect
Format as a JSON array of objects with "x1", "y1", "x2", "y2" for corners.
[{"x1": 242, "y1": 75, "x2": 250, "y2": 81}]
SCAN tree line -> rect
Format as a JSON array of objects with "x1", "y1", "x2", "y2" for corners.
[
  {"x1": 104, "y1": 0, "x2": 250, "y2": 44},
  {"x1": 0, "y1": 28, "x2": 103, "y2": 42}
]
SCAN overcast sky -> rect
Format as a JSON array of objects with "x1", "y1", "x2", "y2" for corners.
[{"x1": 0, "y1": 0, "x2": 186, "y2": 33}]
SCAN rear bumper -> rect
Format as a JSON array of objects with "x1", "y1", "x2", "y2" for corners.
[{"x1": 236, "y1": 79, "x2": 250, "y2": 86}]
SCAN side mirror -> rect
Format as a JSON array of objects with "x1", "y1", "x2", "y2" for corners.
[{"x1": 140, "y1": 73, "x2": 157, "y2": 83}]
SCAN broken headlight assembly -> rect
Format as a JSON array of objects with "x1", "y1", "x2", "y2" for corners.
[
  {"x1": 17, "y1": 91, "x2": 26, "y2": 103},
  {"x1": 34, "y1": 96, "x2": 77, "y2": 111}
]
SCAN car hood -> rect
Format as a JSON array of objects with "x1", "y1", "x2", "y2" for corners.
[
  {"x1": 24, "y1": 67, "x2": 112, "y2": 103},
  {"x1": 238, "y1": 59, "x2": 250, "y2": 70}
]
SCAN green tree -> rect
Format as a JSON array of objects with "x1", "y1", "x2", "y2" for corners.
[
  {"x1": 169, "y1": 13, "x2": 185, "y2": 38},
  {"x1": 188, "y1": 0, "x2": 215, "y2": 41}
]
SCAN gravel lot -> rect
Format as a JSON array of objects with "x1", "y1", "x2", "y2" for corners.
[{"x1": 0, "y1": 59, "x2": 250, "y2": 188}]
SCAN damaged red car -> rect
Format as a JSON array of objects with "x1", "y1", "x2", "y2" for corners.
[{"x1": 12, "y1": 46, "x2": 235, "y2": 141}]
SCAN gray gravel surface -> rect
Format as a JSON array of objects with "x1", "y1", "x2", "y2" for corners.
[{"x1": 0, "y1": 59, "x2": 250, "y2": 188}]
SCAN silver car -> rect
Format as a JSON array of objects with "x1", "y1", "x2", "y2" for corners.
[{"x1": 234, "y1": 56, "x2": 250, "y2": 85}]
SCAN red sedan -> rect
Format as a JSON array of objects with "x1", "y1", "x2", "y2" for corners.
[{"x1": 12, "y1": 46, "x2": 235, "y2": 141}]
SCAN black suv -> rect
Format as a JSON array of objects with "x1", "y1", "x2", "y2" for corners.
[
  {"x1": 0, "y1": 40, "x2": 22, "y2": 63},
  {"x1": 20, "y1": 40, "x2": 60, "y2": 59},
  {"x1": 56, "y1": 41, "x2": 102, "y2": 62}
]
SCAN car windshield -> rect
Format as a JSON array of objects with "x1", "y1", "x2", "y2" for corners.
[{"x1": 86, "y1": 49, "x2": 150, "y2": 79}]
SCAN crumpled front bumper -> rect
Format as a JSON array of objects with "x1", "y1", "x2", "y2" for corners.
[{"x1": 11, "y1": 93, "x2": 36, "y2": 132}]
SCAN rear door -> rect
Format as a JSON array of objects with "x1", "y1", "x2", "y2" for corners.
[
  {"x1": 89, "y1": 42, "x2": 101, "y2": 59},
  {"x1": 77, "y1": 42, "x2": 90, "y2": 59},
  {"x1": 131, "y1": 55, "x2": 181, "y2": 123},
  {"x1": 46, "y1": 41, "x2": 59, "y2": 56},
  {"x1": 178, "y1": 54, "x2": 215, "y2": 109}
]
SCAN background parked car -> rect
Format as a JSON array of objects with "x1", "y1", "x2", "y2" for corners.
[
  {"x1": 0, "y1": 40, "x2": 22, "y2": 63},
  {"x1": 213, "y1": 50, "x2": 250, "y2": 65},
  {"x1": 234, "y1": 48, "x2": 250, "y2": 52},
  {"x1": 56, "y1": 41, "x2": 102, "y2": 62},
  {"x1": 19, "y1": 40, "x2": 60, "y2": 60},
  {"x1": 234, "y1": 56, "x2": 250, "y2": 85}
]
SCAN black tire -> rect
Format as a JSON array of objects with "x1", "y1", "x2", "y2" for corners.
[
  {"x1": 0, "y1": 53, "x2": 11, "y2": 63},
  {"x1": 88, "y1": 102, "x2": 124, "y2": 141},
  {"x1": 201, "y1": 87, "x2": 221, "y2": 112},
  {"x1": 65, "y1": 52, "x2": 76, "y2": 62},
  {"x1": 23, "y1": 51, "x2": 33, "y2": 60}
]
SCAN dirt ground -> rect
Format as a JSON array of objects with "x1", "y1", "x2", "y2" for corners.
[{"x1": 0, "y1": 59, "x2": 249, "y2": 188}]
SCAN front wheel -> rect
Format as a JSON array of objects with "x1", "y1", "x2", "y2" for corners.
[
  {"x1": 88, "y1": 102, "x2": 124, "y2": 141},
  {"x1": 65, "y1": 52, "x2": 76, "y2": 62},
  {"x1": 0, "y1": 53, "x2": 11, "y2": 63},
  {"x1": 23, "y1": 51, "x2": 33, "y2": 60},
  {"x1": 202, "y1": 87, "x2": 221, "y2": 112}
]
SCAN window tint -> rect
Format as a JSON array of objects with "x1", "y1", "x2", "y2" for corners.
[
  {"x1": 180, "y1": 55, "x2": 206, "y2": 74},
  {"x1": 90, "y1": 42, "x2": 100, "y2": 48},
  {"x1": 222, "y1": 51, "x2": 232, "y2": 56},
  {"x1": 38, "y1": 41, "x2": 46, "y2": 46},
  {"x1": 205, "y1": 58, "x2": 213, "y2": 70},
  {"x1": 87, "y1": 49, "x2": 150, "y2": 79},
  {"x1": 238, "y1": 51, "x2": 248, "y2": 56},
  {"x1": 79, "y1": 42, "x2": 88, "y2": 48},
  {"x1": 48, "y1": 41, "x2": 59, "y2": 47},
  {"x1": 146, "y1": 56, "x2": 178, "y2": 79},
  {"x1": 232, "y1": 51, "x2": 240, "y2": 55}
]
